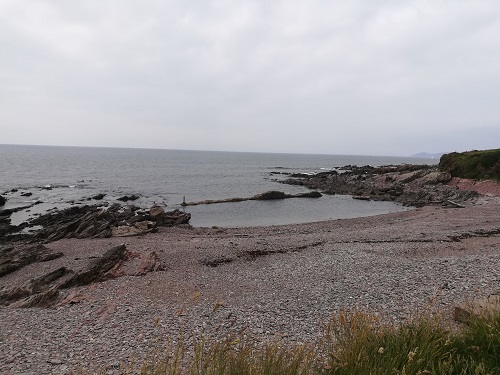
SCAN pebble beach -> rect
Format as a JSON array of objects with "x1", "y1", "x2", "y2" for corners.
[{"x1": 1, "y1": 197, "x2": 499, "y2": 374}]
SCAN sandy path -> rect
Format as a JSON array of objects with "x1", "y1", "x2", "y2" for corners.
[{"x1": 1, "y1": 201, "x2": 500, "y2": 374}]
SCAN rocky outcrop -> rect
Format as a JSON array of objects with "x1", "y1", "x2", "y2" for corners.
[
  {"x1": 0, "y1": 243, "x2": 170, "y2": 308},
  {"x1": 281, "y1": 165, "x2": 480, "y2": 207},
  {"x1": 28, "y1": 204, "x2": 190, "y2": 241},
  {"x1": 181, "y1": 190, "x2": 322, "y2": 206},
  {"x1": 0, "y1": 244, "x2": 63, "y2": 277},
  {"x1": 117, "y1": 194, "x2": 140, "y2": 202},
  {"x1": 60, "y1": 244, "x2": 127, "y2": 289},
  {"x1": 0, "y1": 267, "x2": 69, "y2": 306},
  {"x1": 2, "y1": 245, "x2": 127, "y2": 307}
]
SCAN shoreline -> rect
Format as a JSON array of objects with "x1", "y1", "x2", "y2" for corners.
[{"x1": 1, "y1": 200, "x2": 500, "y2": 373}]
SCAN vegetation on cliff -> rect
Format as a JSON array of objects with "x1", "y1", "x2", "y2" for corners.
[{"x1": 439, "y1": 149, "x2": 500, "y2": 181}]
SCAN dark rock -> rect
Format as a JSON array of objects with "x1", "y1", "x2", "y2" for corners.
[
  {"x1": 294, "y1": 191, "x2": 322, "y2": 198},
  {"x1": 0, "y1": 267, "x2": 68, "y2": 306},
  {"x1": 92, "y1": 193, "x2": 106, "y2": 200},
  {"x1": 31, "y1": 205, "x2": 118, "y2": 241},
  {"x1": 149, "y1": 205, "x2": 165, "y2": 220},
  {"x1": 160, "y1": 209, "x2": 191, "y2": 226},
  {"x1": 21, "y1": 203, "x2": 189, "y2": 242},
  {"x1": 252, "y1": 191, "x2": 287, "y2": 200},
  {"x1": 20, "y1": 192, "x2": 32, "y2": 197},
  {"x1": 0, "y1": 244, "x2": 64, "y2": 277},
  {"x1": 282, "y1": 164, "x2": 480, "y2": 207},
  {"x1": 117, "y1": 194, "x2": 140, "y2": 202},
  {"x1": 60, "y1": 244, "x2": 127, "y2": 288},
  {"x1": 0, "y1": 195, "x2": 6, "y2": 206},
  {"x1": 9, "y1": 288, "x2": 60, "y2": 308}
]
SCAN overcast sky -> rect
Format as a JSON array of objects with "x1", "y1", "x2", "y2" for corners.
[{"x1": 1, "y1": 1, "x2": 499, "y2": 156}]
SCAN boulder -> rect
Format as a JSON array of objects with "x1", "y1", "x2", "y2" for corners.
[
  {"x1": 0, "y1": 195, "x2": 6, "y2": 206},
  {"x1": 149, "y1": 205, "x2": 165, "y2": 219},
  {"x1": 117, "y1": 194, "x2": 140, "y2": 202}
]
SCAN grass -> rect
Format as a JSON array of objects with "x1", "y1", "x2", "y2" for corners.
[
  {"x1": 439, "y1": 149, "x2": 500, "y2": 181},
  {"x1": 116, "y1": 307, "x2": 500, "y2": 375}
]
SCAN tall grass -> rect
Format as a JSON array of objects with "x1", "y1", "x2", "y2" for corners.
[{"x1": 118, "y1": 308, "x2": 499, "y2": 375}]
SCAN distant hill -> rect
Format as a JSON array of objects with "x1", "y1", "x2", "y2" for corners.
[
  {"x1": 439, "y1": 149, "x2": 500, "y2": 181},
  {"x1": 410, "y1": 152, "x2": 444, "y2": 159}
]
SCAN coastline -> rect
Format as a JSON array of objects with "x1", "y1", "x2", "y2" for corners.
[{"x1": 1, "y1": 199, "x2": 500, "y2": 374}]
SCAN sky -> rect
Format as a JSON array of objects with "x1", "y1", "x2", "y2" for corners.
[{"x1": 1, "y1": 1, "x2": 499, "y2": 156}]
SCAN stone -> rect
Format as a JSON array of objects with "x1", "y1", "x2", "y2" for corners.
[
  {"x1": 0, "y1": 195, "x2": 6, "y2": 206},
  {"x1": 47, "y1": 358, "x2": 63, "y2": 365},
  {"x1": 60, "y1": 244, "x2": 127, "y2": 288},
  {"x1": 117, "y1": 194, "x2": 139, "y2": 202},
  {"x1": 111, "y1": 225, "x2": 148, "y2": 237},
  {"x1": 149, "y1": 205, "x2": 165, "y2": 219},
  {"x1": 454, "y1": 294, "x2": 500, "y2": 324},
  {"x1": 0, "y1": 244, "x2": 64, "y2": 277},
  {"x1": 252, "y1": 191, "x2": 287, "y2": 200},
  {"x1": 135, "y1": 251, "x2": 166, "y2": 275}
]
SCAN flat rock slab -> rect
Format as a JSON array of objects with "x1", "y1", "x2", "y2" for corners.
[{"x1": 454, "y1": 294, "x2": 500, "y2": 324}]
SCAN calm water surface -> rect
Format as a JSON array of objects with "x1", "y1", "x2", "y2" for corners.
[{"x1": 0, "y1": 145, "x2": 436, "y2": 227}]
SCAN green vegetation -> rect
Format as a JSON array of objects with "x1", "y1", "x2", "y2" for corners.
[
  {"x1": 118, "y1": 308, "x2": 500, "y2": 375},
  {"x1": 439, "y1": 149, "x2": 500, "y2": 181}
]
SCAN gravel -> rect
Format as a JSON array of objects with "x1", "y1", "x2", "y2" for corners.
[{"x1": 1, "y1": 202, "x2": 499, "y2": 374}]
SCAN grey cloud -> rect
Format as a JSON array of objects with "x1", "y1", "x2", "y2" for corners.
[{"x1": 1, "y1": 1, "x2": 499, "y2": 155}]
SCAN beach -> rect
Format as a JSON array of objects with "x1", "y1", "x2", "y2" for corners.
[{"x1": 1, "y1": 196, "x2": 499, "y2": 374}]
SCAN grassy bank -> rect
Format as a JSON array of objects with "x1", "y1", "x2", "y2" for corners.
[
  {"x1": 439, "y1": 149, "x2": 500, "y2": 181},
  {"x1": 118, "y1": 308, "x2": 500, "y2": 375}
]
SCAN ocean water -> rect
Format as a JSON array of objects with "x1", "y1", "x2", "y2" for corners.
[{"x1": 0, "y1": 144, "x2": 437, "y2": 227}]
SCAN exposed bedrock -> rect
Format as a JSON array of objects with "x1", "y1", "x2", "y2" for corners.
[
  {"x1": 181, "y1": 190, "x2": 322, "y2": 206},
  {"x1": 281, "y1": 165, "x2": 481, "y2": 207},
  {"x1": 28, "y1": 204, "x2": 190, "y2": 241}
]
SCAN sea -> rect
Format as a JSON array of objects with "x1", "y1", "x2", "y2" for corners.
[{"x1": 0, "y1": 144, "x2": 438, "y2": 227}]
